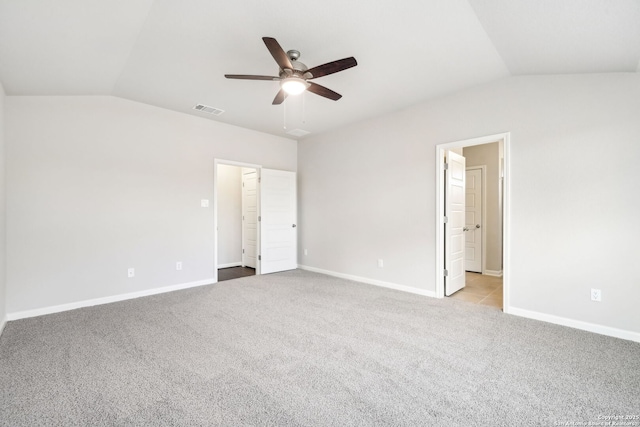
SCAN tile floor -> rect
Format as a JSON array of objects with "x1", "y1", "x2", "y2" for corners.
[{"x1": 449, "y1": 272, "x2": 503, "y2": 310}]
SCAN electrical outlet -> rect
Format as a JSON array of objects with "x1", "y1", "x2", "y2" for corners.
[
  {"x1": 176, "y1": 262, "x2": 182, "y2": 271},
  {"x1": 304, "y1": 249, "x2": 308, "y2": 256},
  {"x1": 591, "y1": 288, "x2": 601, "y2": 302},
  {"x1": 127, "y1": 268, "x2": 135, "y2": 278},
  {"x1": 378, "y1": 259, "x2": 384, "y2": 268}
]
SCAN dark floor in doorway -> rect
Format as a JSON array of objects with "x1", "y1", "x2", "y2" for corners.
[{"x1": 218, "y1": 266, "x2": 256, "y2": 282}]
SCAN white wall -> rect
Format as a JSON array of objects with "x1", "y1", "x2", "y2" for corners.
[
  {"x1": 463, "y1": 142, "x2": 501, "y2": 273},
  {"x1": 217, "y1": 164, "x2": 242, "y2": 267},
  {"x1": 6, "y1": 96, "x2": 296, "y2": 315},
  {"x1": 0, "y1": 81, "x2": 6, "y2": 334},
  {"x1": 298, "y1": 74, "x2": 640, "y2": 338}
]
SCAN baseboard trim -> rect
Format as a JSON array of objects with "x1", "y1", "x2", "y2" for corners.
[
  {"x1": 0, "y1": 316, "x2": 6, "y2": 338},
  {"x1": 483, "y1": 269, "x2": 503, "y2": 277},
  {"x1": 7, "y1": 278, "x2": 216, "y2": 321},
  {"x1": 298, "y1": 265, "x2": 436, "y2": 298},
  {"x1": 508, "y1": 307, "x2": 640, "y2": 343},
  {"x1": 218, "y1": 262, "x2": 242, "y2": 269},
  {"x1": 297, "y1": 265, "x2": 638, "y2": 343}
]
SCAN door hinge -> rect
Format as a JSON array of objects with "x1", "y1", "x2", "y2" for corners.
[
  {"x1": 258, "y1": 216, "x2": 261, "y2": 221},
  {"x1": 258, "y1": 255, "x2": 261, "y2": 261},
  {"x1": 242, "y1": 249, "x2": 245, "y2": 254},
  {"x1": 258, "y1": 177, "x2": 261, "y2": 183},
  {"x1": 444, "y1": 269, "x2": 449, "y2": 277},
  {"x1": 444, "y1": 163, "x2": 449, "y2": 170},
  {"x1": 443, "y1": 216, "x2": 448, "y2": 224},
  {"x1": 242, "y1": 215, "x2": 244, "y2": 220}
]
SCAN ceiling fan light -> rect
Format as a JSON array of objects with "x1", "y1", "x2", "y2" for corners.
[{"x1": 281, "y1": 77, "x2": 308, "y2": 95}]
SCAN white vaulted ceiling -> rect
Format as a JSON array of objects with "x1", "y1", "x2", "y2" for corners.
[
  {"x1": 468, "y1": 0, "x2": 640, "y2": 75},
  {"x1": 1, "y1": 0, "x2": 639, "y2": 138}
]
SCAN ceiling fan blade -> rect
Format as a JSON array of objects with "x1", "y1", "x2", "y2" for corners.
[
  {"x1": 307, "y1": 82, "x2": 342, "y2": 101},
  {"x1": 272, "y1": 89, "x2": 288, "y2": 105},
  {"x1": 306, "y1": 57, "x2": 357, "y2": 79},
  {"x1": 225, "y1": 74, "x2": 280, "y2": 81},
  {"x1": 262, "y1": 37, "x2": 293, "y2": 70}
]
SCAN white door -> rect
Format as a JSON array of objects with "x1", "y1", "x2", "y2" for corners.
[
  {"x1": 465, "y1": 168, "x2": 482, "y2": 273},
  {"x1": 260, "y1": 169, "x2": 297, "y2": 274},
  {"x1": 242, "y1": 169, "x2": 258, "y2": 268},
  {"x1": 445, "y1": 151, "x2": 466, "y2": 296}
]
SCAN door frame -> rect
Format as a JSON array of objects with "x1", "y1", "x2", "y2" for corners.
[
  {"x1": 465, "y1": 165, "x2": 487, "y2": 274},
  {"x1": 214, "y1": 159, "x2": 262, "y2": 283},
  {"x1": 435, "y1": 133, "x2": 511, "y2": 314}
]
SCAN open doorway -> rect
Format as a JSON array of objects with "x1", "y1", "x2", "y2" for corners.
[
  {"x1": 214, "y1": 160, "x2": 298, "y2": 282},
  {"x1": 214, "y1": 160, "x2": 261, "y2": 283},
  {"x1": 435, "y1": 133, "x2": 511, "y2": 313}
]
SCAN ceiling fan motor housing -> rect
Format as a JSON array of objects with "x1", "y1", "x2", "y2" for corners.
[{"x1": 279, "y1": 50, "x2": 310, "y2": 78}]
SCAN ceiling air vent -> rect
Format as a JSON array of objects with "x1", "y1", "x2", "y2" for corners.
[
  {"x1": 286, "y1": 128, "x2": 311, "y2": 137},
  {"x1": 193, "y1": 104, "x2": 225, "y2": 116}
]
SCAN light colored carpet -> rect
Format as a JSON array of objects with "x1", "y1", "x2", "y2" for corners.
[{"x1": 1, "y1": 269, "x2": 638, "y2": 426}]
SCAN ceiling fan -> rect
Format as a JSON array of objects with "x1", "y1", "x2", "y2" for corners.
[{"x1": 225, "y1": 37, "x2": 357, "y2": 105}]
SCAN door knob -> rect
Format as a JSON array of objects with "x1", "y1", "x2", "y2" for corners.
[
  {"x1": 463, "y1": 227, "x2": 469, "y2": 232},
  {"x1": 292, "y1": 224, "x2": 297, "y2": 228},
  {"x1": 475, "y1": 224, "x2": 480, "y2": 229}
]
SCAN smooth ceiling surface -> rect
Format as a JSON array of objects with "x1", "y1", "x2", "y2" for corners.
[
  {"x1": 0, "y1": 0, "x2": 155, "y2": 95},
  {"x1": 0, "y1": 0, "x2": 638, "y2": 139},
  {"x1": 468, "y1": 0, "x2": 640, "y2": 75}
]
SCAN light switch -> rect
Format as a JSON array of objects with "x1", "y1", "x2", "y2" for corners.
[{"x1": 201, "y1": 199, "x2": 209, "y2": 208}]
